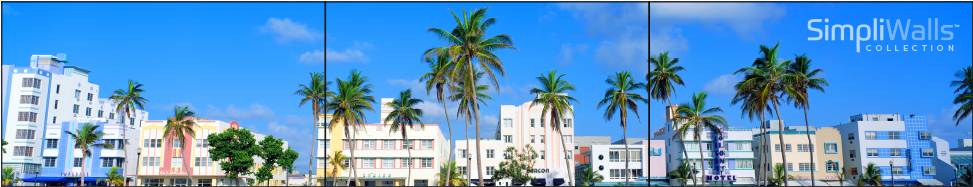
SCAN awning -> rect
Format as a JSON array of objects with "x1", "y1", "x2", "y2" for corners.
[
  {"x1": 471, "y1": 179, "x2": 495, "y2": 186},
  {"x1": 21, "y1": 177, "x2": 67, "y2": 182},
  {"x1": 553, "y1": 178, "x2": 565, "y2": 185},
  {"x1": 529, "y1": 179, "x2": 546, "y2": 186},
  {"x1": 917, "y1": 179, "x2": 944, "y2": 186}
]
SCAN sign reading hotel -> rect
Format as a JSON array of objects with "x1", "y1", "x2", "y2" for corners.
[{"x1": 706, "y1": 127, "x2": 736, "y2": 182}]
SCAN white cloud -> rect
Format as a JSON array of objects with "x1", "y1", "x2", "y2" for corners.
[
  {"x1": 703, "y1": 74, "x2": 742, "y2": 96},
  {"x1": 481, "y1": 115, "x2": 499, "y2": 126},
  {"x1": 559, "y1": 3, "x2": 648, "y2": 74},
  {"x1": 325, "y1": 47, "x2": 369, "y2": 64},
  {"x1": 259, "y1": 18, "x2": 321, "y2": 44},
  {"x1": 650, "y1": 3, "x2": 786, "y2": 41},
  {"x1": 284, "y1": 115, "x2": 313, "y2": 126},
  {"x1": 298, "y1": 49, "x2": 324, "y2": 65},
  {"x1": 555, "y1": 43, "x2": 589, "y2": 66},
  {"x1": 2, "y1": 4, "x2": 18, "y2": 15},
  {"x1": 650, "y1": 27, "x2": 689, "y2": 57},
  {"x1": 204, "y1": 103, "x2": 277, "y2": 121},
  {"x1": 539, "y1": 11, "x2": 558, "y2": 23}
]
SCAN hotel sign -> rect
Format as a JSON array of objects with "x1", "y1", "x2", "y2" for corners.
[{"x1": 706, "y1": 127, "x2": 736, "y2": 182}]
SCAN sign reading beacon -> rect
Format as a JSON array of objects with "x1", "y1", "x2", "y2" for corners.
[
  {"x1": 808, "y1": 18, "x2": 957, "y2": 53},
  {"x1": 706, "y1": 126, "x2": 736, "y2": 182}
]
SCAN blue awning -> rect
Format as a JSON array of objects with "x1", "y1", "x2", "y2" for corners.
[{"x1": 22, "y1": 177, "x2": 67, "y2": 182}]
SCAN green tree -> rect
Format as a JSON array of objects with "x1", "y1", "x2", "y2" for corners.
[
  {"x1": 731, "y1": 86, "x2": 773, "y2": 186},
  {"x1": 420, "y1": 55, "x2": 458, "y2": 185},
  {"x1": 734, "y1": 41, "x2": 801, "y2": 185},
  {"x1": 667, "y1": 161, "x2": 692, "y2": 186},
  {"x1": 768, "y1": 164, "x2": 795, "y2": 186},
  {"x1": 2, "y1": 166, "x2": 20, "y2": 186},
  {"x1": 672, "y1": 92, "x2": 727, "y2": 186},
  {"x1": 649, "y1": 51, "x2": 687, "y2": 107},
  {"x1": 783, "y1": 53, "x2": 828, "y2": 186},
  {"x1": 295, "y1": 72, "x2": 326, "y2": 185},
  {"x1": 256, "y1": 135, "x2": 285, "y2": 185},
  {"x1": 327, "y1": 150, "x2": 349, "y2": 186},
  {"x1": 163, "y1": 106, "x2": 200, "y2": 185},
  {"x1": 279, "y1": 148, "x2": 299, "y2": 186},
  {"x1": 108, "y1": 79, "x2": 149, "y2": 185},
  {"x1": 383, "y1": 89, "x2": 425, "y2": 186},
  {"x1": 597, "y1": 71, "x2": 648, "y2": 186},
  {"x1": 857, "y1": 162, "x2": 883, "y2": 186},
  {"x1": 448, "y1": 68, "x2": 492, "y2": 186},
  {"x1": 436, "y1": 160, "x2": 467, "y2": 186},
  {"x1": 951, "y1": 66, "x2": 973, "y2": 126},
  {"x1": 2, "y1": 140, "x2": 6, "y2": 154},
  {"x1": 207, "y1": 128, "x2": 260, "y2": 186},
  {"x1": 99, "y1": 167, "x2": 125, "y2": 186},
  {"x1": 325, "y1": 70, "x2": 376, "y2": 186},
  {"x1": 64, "y1": 123, "x2": 115, "y2": 186},
  {"x1": 835, "y1": 167, "x2": 848, "y2": 186},
  {"x1": 577, "y1": 165, "x2": 604, "y2": 186},
  {"x1": 492, "y1": 145, "x2": 537, "y2": 186},
  {"x1": 529, "y1": 69, "x2": 580, "y2": 185},
  {"x1": 425, "y1": 7, "x2": 519, "y2": 185}
]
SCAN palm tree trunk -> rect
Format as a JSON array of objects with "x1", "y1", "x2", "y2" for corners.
[
  {"x1": 344, "y1": 122, "x2": 355, "y2": 186},
  {"x1": 803, "y1": 107, "x2": 814, "y2": 186},
  {"x1": 622, "y1": 119, "x2": 630, "y2": 187},
  {"x1": 404, "y1": 131, "x2": 412, "y2": 186},
  {"x1": 82, "y1": 155, "x2": 87, "y2": 186},
  {"x1": 466, "y1": 60, "x2": 485, "y2": 187},
  {"x1": 678, "y1": 131, "x2": 696, "y2": 186},
  {"x1": 558, "y1": 120, "x2": 574, "y2": 186},
  {"x1": 183, "y1": 146, "x2": 195, "y2": 186},
  {"x1": 441, "y1": 94, "x2": 455, "y2": 186},
  {"x1": 772, "y1": 103, "x2": 787, "y2": 186},
  {"x1": 760, "y1": 113, "x2": 768, "y2": 186},
  {"x1": 310, "y1": 104, "x2": 318, "y2": 186},
  {"x1": 352, "y1": 125, "x2": 360, "y2": 185},
  {"x1": 121, "y1": 114, "x2": 130, "y2": 187},
  {"x1": 696, "y1": 122, "x2": 707, "y2": 187},
  {"x1": 465, "y1": 116, "x2": 471, "y2": 186}
]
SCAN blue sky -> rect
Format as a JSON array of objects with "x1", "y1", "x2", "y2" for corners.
[
  {"x1": 3, "y1": 2, "x2": 324, "y2": 173},
  {"x1": 650, "y1": 3, "x2": 972, "y2": 147},
  {"x1": 326, "y1": 2, "x2": 649, "y2": 146}
]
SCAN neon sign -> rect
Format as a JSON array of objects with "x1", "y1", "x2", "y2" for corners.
[{"x1": 706, "y1": 127, "x2": 736, "y2": 182}]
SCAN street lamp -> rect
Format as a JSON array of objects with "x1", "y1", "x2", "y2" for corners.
[
  {"x1": 136, "y1": 148, "x2": 142, "y2": 186},
  {"x1": 954, "y1": 167, "x2": 958, "y2": 187},
  {"x1": 889, "y1": 160, "x2": 894, "y2": 186}
]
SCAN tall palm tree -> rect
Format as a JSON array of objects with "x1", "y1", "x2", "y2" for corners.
[
  {"x1": 100, "y1": 167, "x2": 125, "y2": 186},
  {"x1": 734, "y1": 41, "x2": 801, "y2": 185},
  {"x1": 294, "y1": 72, "x2": 326, "y2": 185},
  {"x1": 64, "y1": 123, "x2": 115, "y2": 186},
  {"x1": 858, "y1": 162, "x2": 883, "y2": 186},
  {"x1": 327, "y1": 150, "x2": 348, "y2": 186},
  {"x1": 667, "y1": 161, "x2": 691, "y2": 186},
  {"x1": 768, "y1": 164, "x2": 795, "y2": 186},
  {"x1": 672, "y1": 92, "x2": 727, "y2": 187},
  {"x1": 448, "y1": 68, "x2": 492, "y2": 186},
  {"x1": 163, "y1": 106, "x2": 200, "y2": 185},
  {"x1": 326, "y1": 70, "x2": 377, "y2": 186},
  {"x1": 649, "y1": 52, "x2": 687, "y2": 106},
  {"x1": 420, "y1": 55, "x2": 458, "y2": 185},
  {"x1": 425, "y1": 7, "x2": 519, "y2": 185},
  {"x1": 529, "y1": 69, "x2": 580, "y2": 185},
  {"x1": 783, "y1": 53, "x2": 828, "y2": 186},
  {"x1": 108, "y1": 79, "x2": 148, "y2": 185},
  {"x1": 437, "y1": 161, "x2": 468, "y2": 186},
  {"x1": 576, "y1": 165, "x2": 604, "y2": 186},
  {"x1": 383, "y1": 89, "x2": 426, "y2": 186},
  {"x1": 951, "y1": 66, "x2": 973, "y2": 126},
  {"x1": 596, "y1": 71, "x2": 648, "y2": 186},
  {"x1": 835, "y1": 167, "x2": 848, "y2": 186},
  {"x1": 731, "y1": 86, "x2": 774, "y2": 186}
]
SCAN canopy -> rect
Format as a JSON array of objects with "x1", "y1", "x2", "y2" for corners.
[
  {"x1": 21, "y1": 177, "x2": 67, "y2": 182},
  {"x1": 553, "y1": 178, "x2": 565, "y2": 185},
  {"x1": 917, "y1": 179, "x2": 944, "y2": 186},
  {"x1": 471, "y1": 179, "x2": 495, "y2": 186}
]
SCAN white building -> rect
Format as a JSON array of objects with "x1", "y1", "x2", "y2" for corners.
[
  {"x1": 321, "y1": 98, "x2": 451, "y2": 186},
  {"x1": 586, "y1": 141, "x2": 644, "y2": 183},
  {"x1": 2, "y1": 54, "x2": 148, "y2": 184},
  {"x1": 651, "y1": 105, "x2": 757, "y2": 186},
  {"x1": 454, "y1": 100, "x2": 576, "y2": 186},
  {"x1": 833, "y1": 114, "x2": 953, "y2": 186}
]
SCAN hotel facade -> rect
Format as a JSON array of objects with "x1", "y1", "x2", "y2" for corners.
[
  {"x1": 454, "y1": 100, "x2": 576, "y2": 186},
  {"x1": 136, "y1": 119, "x2": 290, "y2": 186},
  {"x1": 321, "y1": 98, "x2": 451, "y2": 186},
  {"x1": 651, "y1": 105, "x2": 756, "y2": 186},
  {"x1": 586, "y1": 141, "x2": 644, "y2": 183},
  {"x1": 834, "y1": 114, "x2": 954, "y2": 186},
  {"x1": 752, "y1": 123, "x2": 849, "y2": 186}
]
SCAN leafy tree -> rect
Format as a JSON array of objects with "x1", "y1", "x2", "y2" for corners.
[
  {"x1": 857, "y1": 162, "x2": 883, "y2": 186},
  {"x1": 958, "y1": 165, "x2": 972, "y2": 186},
  {"x1": 597, "y1": 71, "x2": 648, "y2": 186},
  {"x1": 783, "y1": 53, "x2": 828, "y2": 186},
  {"x1": 163, "y1": 106, "x2": 200, "y2": 185},
  {"x1": 327, "y1": 150, "x2": 349, "y2": 186},
  {"x1": 382, "y1": 89, "x2": 425, "y2": 186},
  {"x1": 491, "y1": 145, "x2": 537, "y2": 186},
  {"x1": 835, "y1": 167, "x2": 847, "y2": 186},
  {"x1": 667, "y1": 161, "x2": 692, "y2": 186},
  {"x1": 99, "y1": 167, "x2": 125, "y2": 186},
  {"x1": 952, "y1": 66, "x2": 973, "y2": 126},
  {"x1": 529, "y1": 70, "x2": 580, "y2": 186},
  {"x1": 207, "y1": 128, "x2": 260, "y2": 186},
  {"x1": 436, "y1": 160, "x2": 467, "y2": 186},
  {"x1": 108, "y1": 79, "x2": 149, "y2": 187},
  {"x1": 2, "y1": 166, "x2": 19, "y2": 186},
  {"x1": 649, "y1": 51, "x2": 687, "y2": 107},
  {"x1": 279, "y1": 148, "x2": 299, "y2": 186},
  {"x1": 672, "y1": 92, "x2": 727, "y2": 187},
  {"x1": 326, "y1": 69, "x2": 377, "y2": 186},
  {"x1": 246, "y1": 179, "x2": 255, "y2": 186},
  {"x1": 448, "y1": 67, "x2": 492, "y2": 186},
  {"x1": 420, "y1": 55, "x2": 458, "y2": 185},
  {"x1": 768, "y1": 164, "x2": 795, "y2": 186},
  {"x1": 256, "y1": 136, "x2": 285, "y2": 185},
  {"x1": 576, "y1": 165, "x2": 604, "y2": 186},
  {"x1": 295, "y1": 72, "x2": 326, "y2": 185},
  {"x1": 64, "y1": 123, "x2": 114, "y2": 186}
]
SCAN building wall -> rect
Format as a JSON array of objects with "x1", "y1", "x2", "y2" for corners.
[
  {"x1": 648, "y1": 140, "x2": 664, "y2": 179},
  {"x1": 589, "y1": 144, "x2": 643, "y2": 182},
  {"x1": 652, "y1": 119, "x2": 756, "y2": 185},
  {"x1": 2, "y1": 65, "x2": 10, "y2": 136},
  {"x1": 814, "y1": 127, "x2": 846, "y2": 181},
  {"x1": 835, "y1": 115, "x2": 948, "y2": 185},
  {"x1": 574, "y1": 136, "x2": 610, "y2": 166}
]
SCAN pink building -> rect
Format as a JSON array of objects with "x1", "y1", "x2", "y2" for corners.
[{"x1": 648, "y1": 140, "x2": 665, "y2": 180}]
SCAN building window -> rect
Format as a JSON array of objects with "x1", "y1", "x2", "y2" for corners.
[
  {"x1": 364, "y1": 158, "x2": 375, "y2": 168},
  {"x1": 787, "y1": 163, "x2": 793, "y2": 171},
  {"x1": 422, "y1": 140, "x2": 432, "y2": 149},
  {"x1": 363, "y1": 140, "x2": 375, "y2": 149},
  {"x1": 459, "y1": 167, "x2": 467, "y2": 175},
  {"x1": 344, "y1": 140, "x2": 351, "y2": 149},
  {"x1": 103, "y1": 158, "x2": 115, "y2": 167},
  {"x1": 98, "y1": 110, "x2": 104, "y2": 118},
  {"x1": 920, "y1": 132, "x2": 931, "y2": 140},
  {"x1": 865, "y1": 132, "x2": 876, "y2": 139},
  {"x1": 850, "y1": 150, "x2": 856, "y2": 158},
  {"x1": 44, "y1": 158, "x2": 57, "y2": 167},
  {"x1": 384, "y1": 140, "x2": 395, "y2": 150},
  {"x1": 402, "y1": 159, "x2": 413, "y2": 168},
  {"x1": 867, "y1": 149, "x2": 878, "y2": 157},
  {"x1": 22, "y1": 78, "x2": 42, "y2": 88},
  {"x1": 610, "y1": 151, "x2": 624, "y2": 162},
  {"x1": 75, "y1": 90, "x2": 81, "y2": 99},
  {"x1": 892, "y1": 167, "x2": 904, "y2": 175},
  {"x1": 74, "y1": 158, "x2": 84, "y2": 167},
  {"x1": 403, "y1": 140, "x2": 414, "y2": 149},
  {"x1": 87, "y1": 93, "x2": 94, "y2": 101},
  {"x1": 415, "y1": 180, "x2": 428, "y2": 186},
  {"x1": 344, "y1": 160, "x2": 350, "y2": 167},
  {"x1": 775, "y1": 144, "x2": 781, "y2": 152},
  {"x1": 848, "y1": 133, "x2": 855, "y2": 140},
  {"x1": 541, "y1": 119, "x2": 545, "y2": 127},
  {"x1": 197, "y1": 139, "x2": 210, "y2": 148},
  {"x1": 799, "y1": 163, "x2": 812, "y2": 171},
  {"x1": 197, "y1": 179, "x2": 212, "y2": 186},
  {"x1": 73, "y1": 104, "x2": 80, "y2": 114},
  {"x1": 377, "y1": 125, "x2": 382, "y2": 131},
  {"x1": 797, "y1": 144, "x2": 810, "y2": 152},
  {"x1": 888, "y1": 132, "x2": 899, "y2": 139},
  {"x1": 539, "y1": 135, "x2": 545, "y2": 143},
  {"x1": 383, "y1": 159, "x2": 394, "y2": 168},
  {"x1": 16, "y1": 129, "x2": 37, "y2": 139},
  {"x1": 540, "y1": 151, "x2": 545, "y2": 160},
  {"x1": 891, "y1": 149, "x2": 901, "y2": 157},
  {"x1": 826, "y1": 161, "x2": 840, "y2": 172},
  {"x1": 922, "y1": 148, "x2": 934, "y2": 157},
  {"x1": 56, "y1": 84, "x2": 61, "y2": 93},
  {"x1": 887, "y1": 118, "x2": 893, "y2": 121},
  {"x1": 924, "y1": 166, "x2": 936, "y2": 175},
  {"x1": 54, "y1": 100, "x2": 59, "y2": 109},
  {"x1": 785, "y1": 144, "x2": 792, "y2": 152},
  {"x1": 563, "y1": 135, "x2": 573, "y2": 145},
  {"x1": 531, "y1": 119, "x2": 535, "y2": 127},
  {"x1": 46, "y1": 139, "x2": 59, "y2": 148},
  {"x1": 460, "y1": 150, "x2": 467, "y2": 158},
  {"x1": 172, "y1": 157, "x2": 184, "y2": 167},
  {"x1": 487, "y1": 149, "x2": 495, "y2": 158},
  {"x1": 20, "y1": 95, "x2": 40, "y2": 105},
  {"x1": 13, "y1": 146, "x2": 34, "y2": 156},
  {"x1": 109, "y1": 113, "x2": 114, "y2": 119},
  {"x1": 421, "y1": 158, "x2": 432, "y2": 168},
  {"x1": 872, "y1": 117, "x2": 879, "y2": 121},
  {"x1": 567, "y1": 151, "x2": 574, "y2": 159},
  {"x1": 486, "y1": 167, "x2": 496, "y2": 175},
  {"x1": 737, "y1": 160, "x2": 753, "y2": 169},
  {"x1": 85, "y1": 107, "x2": 92, "y2": 116},
  {"x1": 17, "y1": 112, "x2": 39, "y2": 122},
  {"x1": 564, "y1": 119, "x2": 572, "y2": 128},
  {"x1": 736, "y1": 141, "x2": 752, "y2": 151},
  {"x1": 504, "y1": 135, "x2": 513, "y2": 143},
  {"x1": 825, "y1": 143, "x2": 838, "y2": 153},
  {"x1": 172, "y1": 139, "x2": 182, "y2": 149},
  {"x1": 503, "y1": 118, "x2": 513, "y2": 128}
]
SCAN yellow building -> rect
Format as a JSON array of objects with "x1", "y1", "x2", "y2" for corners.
[
  {"x1": 753, "y1": 123, "x2": 849, "y2": 186},
  {"x1": 319, "y1": 114, "x2": 346, "y2": 185}
]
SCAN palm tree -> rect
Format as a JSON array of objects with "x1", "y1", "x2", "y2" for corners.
[
  {"x1": 649, "y1": 51, "x2": 687, "y2": 106},
  {"x1": 2, "y1": 140, "x2": 6, "y2": 154},
  {"x1": 835, "y1": 167, "x2": 848, "y2": 186},
  {"x1": 327, "y1": 150, "x2": 348, "y2": 186},
  {"x1": 646, "y1": 59, "x2": 651, "y2": 105},
  {"x1": 768, "y1": 164, "x2": 795, "y2": 186},
  {"x1": 671, "y1": 92, "x2": 727, "y2": 186},
  {"x1": 667, "y1": 161, "x2": 692, "y2": 186},
  {"x1": 294, "y1": 72, "x2": 326, "y2": 185},
  {"x1": 326, "y1": 70, "x2": 377, "y2": 186},
  {"x1": 163, "y1": 106, "x2": 200, "y2": 185},
  {"x1": 734, "y1": 41, "x2": 801, "y2": 185},
  {"x1": 783, "y1": 53, "x2": 828, "y2": 186},
  {"x1": 108, "y1": 79, "x2": 149, "y2": 185},
  {"x1": 64, "y1": 123, "x2": 115, "y2": 186},
  {"x1": 529, "y1": 69, "x2": 580, "y2": 185},
  {"x1": 576, "y1": 165, "x2": 604, "y2": 186},
  {"x1": 100, "y1": 167, "x2": 125, "y2": 186},
  {"x1": 731, "y1": 86, "x2": 774, "y2": 186},
  {"x1": 2, "y1": 166, "x2": 19, "y2": 186},
  {"x1": 383, "y1": 89, "x2": 426, "y2": 186},
  {"x1": 958, "y1": 165, "x2": 972, "y2": 186},
  {"x1": 858, "y1": 162, "x2": 883, "y2": 186},
  {"x1": 437, "y1": 161, "x2": 468, "y2": 186},
  {"x1": 597, "y1": 71, "x2": 648, "y2": 186},
  {"x1": 425, "y1": 7, "x2": 519, "y2": 185},
  {"x1": 420, "y1": 55, "x2": 458, "y2": 185},
  {"x1": 951, "y1": 66, "x2": 973, "y2": 126},
  {"x1": 448, "y1": 68, "x2": 492, "y2": 186}
]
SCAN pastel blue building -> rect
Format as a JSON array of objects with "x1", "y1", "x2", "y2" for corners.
[
  {"x1": 834, "y1": 114, "x2": 954, "y2": 186},
  {"x1": 31, "y1": 119, "x2": 129, "y2": 186}
]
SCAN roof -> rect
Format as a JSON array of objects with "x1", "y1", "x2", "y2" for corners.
[
  {"x1": 612, "y1": 138, "x2": 647, "y2": 145},
  {"x1": 952, "y1": 154, "x2": 972, "y2": 166},
  {"x1": 951, "y1": 147, "x2": 973, "y2": 152}
]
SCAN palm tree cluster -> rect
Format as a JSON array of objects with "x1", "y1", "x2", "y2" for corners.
[{"x1": 952, "y1": 66, "x2": 972, "y2": 126}]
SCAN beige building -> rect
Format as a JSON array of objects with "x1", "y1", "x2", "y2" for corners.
[{"x1": 753, "y1": 123, "x2": 849, "y2": 186}]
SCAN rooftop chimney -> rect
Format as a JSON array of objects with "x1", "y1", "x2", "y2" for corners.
[{"x1": 666, "y1": 104, "x2": 678, "y2": 122}]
